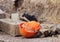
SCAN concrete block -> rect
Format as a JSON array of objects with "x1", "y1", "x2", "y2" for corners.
[{"x1": 0, "y1": 19, "x2": 24, "y2": 36}]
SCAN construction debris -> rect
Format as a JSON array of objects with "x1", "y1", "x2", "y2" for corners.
[{"x1": 0, "y1": 0, "x2": 60, "y2": 24}]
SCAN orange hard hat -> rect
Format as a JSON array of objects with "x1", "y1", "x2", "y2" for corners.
[{"x1": 19, "y1": 21, "x2": 40, "y2": 38}]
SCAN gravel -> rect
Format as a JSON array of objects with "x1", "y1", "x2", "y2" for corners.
[{"x1": 0, "y1": 31, "x2": 60, "y2": 42}]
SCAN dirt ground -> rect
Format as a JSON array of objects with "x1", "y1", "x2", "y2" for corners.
[{"x1": 0, "y1": 31, "x2": 60, "y2": 42}]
